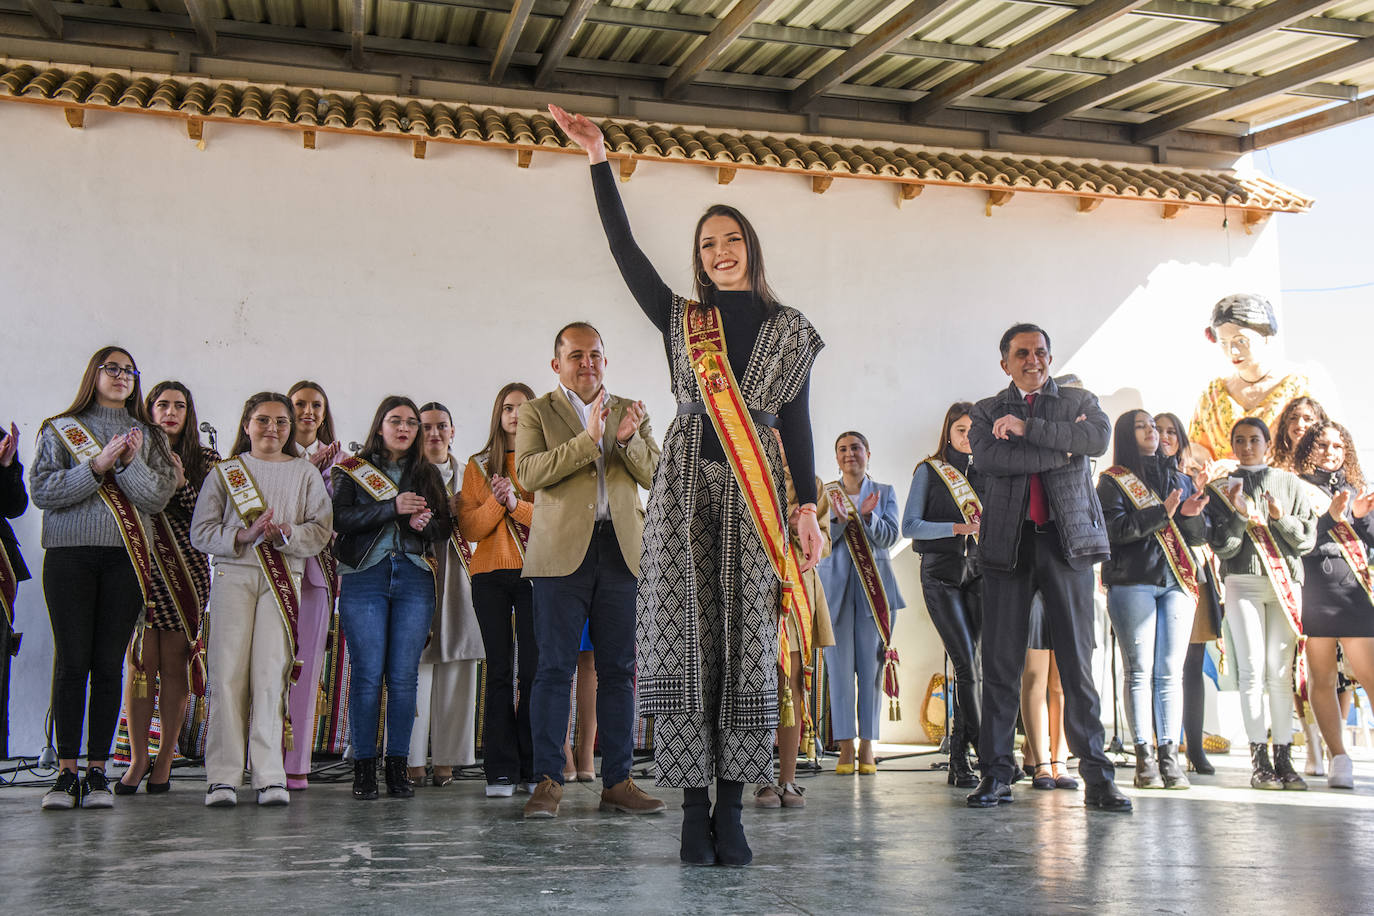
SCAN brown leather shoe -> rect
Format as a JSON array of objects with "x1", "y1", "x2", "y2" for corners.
[
  {"x1": 522, "y1": 777, "x2": 563, "y2": 819},
  {"x1": 599, "y1": 777, "x2": 666, "y2": 814}
]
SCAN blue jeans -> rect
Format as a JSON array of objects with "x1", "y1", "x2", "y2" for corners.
[
  {"x1": 1106, "y1": 577, "x2": 1193, "y2": 747},
  {"x1": 530, "y1": 523, "x2": 637, "y2": 788},
  {"x1": 338, "y1": 554, "x2": 436, "y2": 759}
]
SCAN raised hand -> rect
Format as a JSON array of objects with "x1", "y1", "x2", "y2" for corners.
[
  {"x1": 1353, "y1": 490, "x2": 1374, "y2": 520},
  {"x1": 310, "y1": 441, "x2": 342, "y2": 471},
  {"x1": 616, "y1": 400, "x2": 646, "y2": 446},
  {"x1": 0, "y1": 422, "x2": 18, "y2": 467},
  {"x1": 1180, "y1": 491, "x2": 1209, "y2": 518},
  {"x1": 547, "y1": 104, "x2": 607, "y2": 163},
  {"x1": 586, "y1": 390, "x2": 608, "y2": 444},
  {"x1": 1227, "y1": 483, "x2": 1248, "y2": 518},
  {"x1": 396, "y1": 491, "x2": 428, "y2": 515},
  {"x1": 1265, "y1": 493, "x2": 1282, "y2": 521},
  {"x1": 1330, "y1": 490, "x2": 1352, "y2": 522},
  {"x1": 859, "y1": 491, "x2": 880, "y2": 518},
  {"x1": 1164, "y1": 488, "x2": 1183, "y2": 518}
]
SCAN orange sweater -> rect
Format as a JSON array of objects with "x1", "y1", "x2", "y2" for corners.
[{"x1": 457, "y1": 452, "x2": 535, "y2": 576}]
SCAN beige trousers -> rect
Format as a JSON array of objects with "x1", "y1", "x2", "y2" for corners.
[
  {"x1": 206, "y1": 562, "x2": 296, "y2": 789},
  {"x1": 407, "y1": 660, "x2": 479, "y2": 767}
]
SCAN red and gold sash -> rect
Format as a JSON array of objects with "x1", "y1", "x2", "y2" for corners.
[
  {"x1": 925, "y1": 458, "x2": 982, "y2": 542},
  {"x1": 0, "y1": 541, "x2": 16, "y2": 628},
  {"x1": 1330, "y1": 519, "x2": 1374, "y2": 605},
  {"x1": 50, "y1": 415, "x2": 158, "y2": 695},
  {"x1": 336, "y1": 454, "x2": 402, "y2": 502},
  {"x1": 1102, "y1": 466, "x2": 1200, "y2": 601},
  {"x1": 148, "y1": 511, "x2": 209, "y2": 695},
  {"x1": 825, "y1": 480, "x2": 901, "y2": 720},
  {"x1": 475, "y1": 453, "x2": 529, "y2": 562},
  {"x1": 442, "y1": 471, "x2": 475, "y2": 574},
  {"x1": 776, "y1": 542, "x2": 814, "y2": 730},
  {"x1": 218, "y1": 456, "x2": 306, "y2": 749}
]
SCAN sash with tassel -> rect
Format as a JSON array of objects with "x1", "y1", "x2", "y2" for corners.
[
  {"x1": 442, "y1": 471, "x2": 475, "y2": 574},
  {"x1": 217, "y1": 457, "x2": 306, "y2": 750},
  {"x1": 925, "y1": 458, "x2": 983, "y2": 542},
  {"x1": 1102, "y1": 466, "x2": 1201, "y2": 601},
  {"x1": 50, "y1": 416, "x2": 158, "y2": 697},
  {"x1": 825, "y1": 481, "x2": 901, "y2": 720},
  {"x1": 0, "y1": 539, "x2": 16, "y2": 629},
  {"x1": 474, "y1": 453, "x2": 530, "y2": 561},
  {"x1": 683, "y1": 301, "x2": 805, "y2": 721},
  {"x1": 147, "y1": 511, "x2": 209, "y2": 696},
  {"x1": 776, "y1": 541, "x2": 814, "y2": 738}
]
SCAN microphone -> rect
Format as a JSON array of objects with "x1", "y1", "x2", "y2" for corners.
[
  {"x1": 199, "y1": 421, "x2": 218, "y2": 452},
  {"x1": 348, "y1": 441, "x2": 363, "y2": 454}
]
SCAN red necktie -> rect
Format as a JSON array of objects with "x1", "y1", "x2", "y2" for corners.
[{"x1": 1025, "y1": 393, "x2": 1050, "y2": 526}]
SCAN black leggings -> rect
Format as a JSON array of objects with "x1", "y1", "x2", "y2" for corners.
[
  {"x1": 43, "y1": 547, "x2": 144, "y2": 761},
  {"x1": 1182, "y1": 642, "x2": 1207, "y2": 760},
  {"x1": 920, "y1": 569, "x2": 982, "y2": 748}
]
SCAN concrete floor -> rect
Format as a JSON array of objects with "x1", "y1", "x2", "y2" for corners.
[{"x1": 3, "y1": 748, "x2": 1373, "y2": 915}]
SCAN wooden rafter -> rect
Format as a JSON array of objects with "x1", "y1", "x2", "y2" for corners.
[
  {"x1": 183, "y1": 0, "x2": 218, "y2": 55},
  {"x1": 664, "y1": 0, "x2": 777, "y2": 100},
  {"x1": 533, "y1": 0, "x2": 595, "y2": 89},
  {"x1": 349, "y1": 0, "x2": 366, "y2": 70},
  {"x1": 1135, "y1": 36, "x2": 1374, "y2": 142},
  {"x1": 1247, "y1": 95, "x2": 1374, "y2": 149},
  {"x1": 789, "y1": 0, "x2": 948, "y2": 111},
  {"x1": 21, "y1": 0, "x2": 62, "y2": 39},
  {"x1": 490, "y1": 0, "x2": 537, "y2": 84},
  {"x1": 1023, "y1": 0, "x2": 1341, "y2": 133},
  {"x1": 907, "y1": 0, "x2": 1153, "y2": 122}
]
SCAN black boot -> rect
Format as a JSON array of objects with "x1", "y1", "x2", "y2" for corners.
[
  {"x1": 1271, "y1": 744, "x2": 1307, "y2": 791},
  {"x1": 384, "y1": 756, "x2": 414, "y2": 798},
  {"x1": 1133, "y1": 743, "x2": 1160, "y2": 789},
  {"x1": 712, "y1": 779, "x2": 753, "y2": 867},
  {"x1": 1182, "y1": 643, "x2": 1214, "y2": 774},
  {"x1": 1157, "y1": 742, "x2": 1190, "y2": 790},
  {"x1": 353, "y1": 758, "x2": 378, "y2": 800},
  {"x1": 1249, "y1": 742, "x2": 1282, "y2": 790},
  {"x1": 680, "y1": 787, "x2": 715, "y2": 866},
  {"x1": 946, "y1": 704, "x2": 979, "y2": 789}
]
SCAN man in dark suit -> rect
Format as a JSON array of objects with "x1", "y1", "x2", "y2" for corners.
[
  {"x1": 0, "y1": 421, "x2": 31, "y2": 759},
  {"x1": 966, "y1": 325, "x2": 1130, "y2": 811}
]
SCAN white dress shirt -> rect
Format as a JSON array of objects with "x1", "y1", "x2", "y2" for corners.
[{"x1": 561, "y1": 384, "x2": 610, "y2": 521}]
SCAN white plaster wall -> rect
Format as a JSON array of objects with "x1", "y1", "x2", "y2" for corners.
[{"x1": 2, "y1": 100, "x2": 1324, "y2": 757}]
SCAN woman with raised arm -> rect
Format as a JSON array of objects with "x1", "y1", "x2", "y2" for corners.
[
  {"x1": 549, "y1": 104, "x2": 825, "y2": 868},
  {"x1": 31, "y1": 347, "x2": 177, "y2": 811},
  {"x1": 116, "y1": 381, "x2": 220, "y2": 796}
]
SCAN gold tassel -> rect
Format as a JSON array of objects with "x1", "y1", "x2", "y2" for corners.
[
  {"x1": 284, "y1": 715, "x2": 295, "y2": 752},
  {"x1": 133, "y1": 669, "x2": 149, "y2": 699},
  {"x1": 803, "y1": 716, "x2": 817, "y2": 764},
  {"x1": 780, "y1": 683, "x2": 795, "y2": 729},
  {"x1": 888, "y1": 698, "x2": 901, "y2": 722},
  {"x1": 315, "y1": 684, "x2": 327, "y2": 718}
]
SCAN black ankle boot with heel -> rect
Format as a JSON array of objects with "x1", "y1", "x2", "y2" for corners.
[
  {"x1": 712, "y1": 779, "x2": 752, "y2": 867},
  {"x1": 680, "y1": 786, "x2": 715, "y2": 866}
]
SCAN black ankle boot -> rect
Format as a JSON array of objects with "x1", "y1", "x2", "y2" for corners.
[
  {"x1": 1156, "y1": 742, "x2": 1190, "y2": 789},
  {"x1": 1249, "y1": 742, "x2": 1282, "y2": 790},
  {"x1": 1133, "y1": 743, "x2": 1160, "y2": 789},
  {"x1": 680, "y1": 787, "x2": 715, "y2": 866},
  {"x1": 712, "y1": 779, "x2": 753, "y2": 867},
  {"x1": 946, "y1": 704, "x2": 979, "y2": 788},
  {"x1": 384, "y1": 756, "x2": 414, "y2": 798},
  {"x1": 1271, "y1": 744, "x2": 1307, "y2": 791},
  {"x1": 353, "y1": 758, "x2": 378, "y2": 800}
]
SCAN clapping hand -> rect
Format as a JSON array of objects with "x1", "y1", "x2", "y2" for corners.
[
  {"x1": 235, "y1": 508, "x2": 275, "y2": 545},
  {"x1": 1227, "y1": 483, "x2": 1248, "y2": 517},
  {"x1": 1266, "y1": 493, "x2": 1282, "y2": 521},
  {"x1": 1353, "y1": 490, "x2": 1374, "y2": 520},
  {"x1": 1180, "y1": 490, "x2": 1209, "y2": 518},
  {"x1": 859, "y1": 491, "x2": 880, "y2": 518},
  {"x1": 91, "y1": 433, "x2": 128, "y2": 475},
  {"x1": 119, "y1": 428, "x2": 143, "y2": 466},
  {"x1": 0, "y1": 422, "x2": 18, "y2": 467},
  {"x1": 585, "y1": 390, "x2": 609, "y2": 443},
  {"x1": 1330, "y1": 490, "x2": 1352, "y2": 522},
  {"x1": 310, "y1": 441, "x2": 342, "y2": 471},
  {"x1": 396, "y1": 491, "x2": 428, "y2": 515},
  {"x1": 616, "y1": 400, "x2": 646, "y2": 446},
  {"x1": 265, "y1": 519, "x2": 293, "y2": 547},
  {"x1": 491, "y1": 474, "x2": 517, "y2": 512},
  {"x1": 408, "y1": 509, "x2": 433, "y2": 533},
  {"x1": 1164, "y1": 488, "x2": 1183, "y2": 517},
  {"x1": 547, "y1": 104, "x2": 607, "y2": 163}
]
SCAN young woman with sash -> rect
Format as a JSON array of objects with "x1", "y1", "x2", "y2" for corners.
[
  {"x1": 820, "y1": 432, "x2": 905, "y2": 777},
  {"x1": 192, "y1": 392, "x2": 331, "y2": 807},
  {"x1": 1294, "y1": 420, "x2": 1374, "y2": 789},
  {"x1": 1, "y1": 420, "x2": 29, "y2": 759},
  {"x1": 333, "y1": 396, "x2": 451, "y2": 800},
  {"x1": 116, "y1": 381, "x2": 219, "y2": 795},
  {"x1": 549, "y1": 104, "x2": 824, "y2": 867},
  {"x1": 285, "y1": 380, "x2": 342, "y2": 789},
  {"x1": 1271, "y1": 397, "x2": 1327, "y2": 472},
  {"x1": 1203, "y1": 417, "x2": 1316, "y2": 790},
  {"x1": 457, "y1": 382, "x2": 537, "y2": 798},
  {"x1": 1097, "y1": 410, "x2": 1210, "y2": 789},
  {"x1": 31, "y1": 346, "x2": 177, "y2": 810},
  {"x1": 902, "y1": 403, "x2": 984, "y2": 789},
  {"x1": 1156, "y1": 412, "x2": 1223, "y2": 775},
  {"x1": 406, "y1": 401, "x2": 483, "y2": 788}
]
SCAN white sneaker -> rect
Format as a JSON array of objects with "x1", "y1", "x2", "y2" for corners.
[
  {"x1": 1328, "y1": 754, "x2": 1354, "y2": 790},
  {"x1": 257, "y1": 785, "x2": 290, "y2": 806},
  {"x1": 205, "y1": 784, "x2": 238, "y2": 807},
  {"x1": 41, "y1": 769, "x2": 81, "y2": 810},
  {"x1": 1303, "y1": 721, "x2": 1326, "y2": 776},
  {"x1": 485, "y1": 778, "x2": 515, "y2": 798},
  {"x1": 79, "y1": 769, "x2": 114, "y2": 809}
]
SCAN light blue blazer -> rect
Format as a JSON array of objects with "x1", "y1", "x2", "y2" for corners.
[{"x1": 818, "y1": 477, "x2": 906, "y2": 613}]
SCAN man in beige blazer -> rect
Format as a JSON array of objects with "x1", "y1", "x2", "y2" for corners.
[{"x1": 517, "y1": 321, "x2": 665, "y2": 819}]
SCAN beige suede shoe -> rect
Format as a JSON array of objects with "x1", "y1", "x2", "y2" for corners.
[
  {"x1": 599, "y1": 776, "x2": 666, "y2": 814},
  {"x1": 523, "y1": 777, "x2": 563, "y2": 818}
]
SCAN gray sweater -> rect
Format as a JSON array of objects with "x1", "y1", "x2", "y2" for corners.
[
  {"x1": 1204, "y1": 465, "x2": 1317, "y2": 583},
  {"x1": 190, "y1": 454, "x2": 333, "y2": 574},
  {"x1": 29, "y1": 404, "x2": 177, "y2": 549}
]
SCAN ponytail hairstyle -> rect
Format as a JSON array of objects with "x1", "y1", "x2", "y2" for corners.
[{"x1": 925, "y1": 401, "x2": 974, "y2": 468}]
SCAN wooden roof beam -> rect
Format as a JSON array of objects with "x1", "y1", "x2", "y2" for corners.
[
  {"x1": 1134, "y1": 35, "x2": 1374, "y2": 142},
  {"x1": 184, "y1": 0, "x2": 219, "y2": 55},
  {"x1": 21, "y1": 0, "x2": 62, "y2": 39},
  {"x1": 490, "y1": 0, "x2": 536, "y2": 84},
  {"x1": 907, "y1": 0, "x2": 1153, "y2": 123},
  {"x1": 789, "y1": 0, "x2": 949, "y2": 111},
  {"x1": 349, "y1": 0, "x2": 365, "y2": 70},
  {"x1": 1023, "y1": 0, "x2": 1341, "y2": 133},
  {"x1": 664, "y1": 0, "x2": 777, "y2": 99},
  {"x1": 1247, "y1": 95, "x2": 1374, "y2": 149},
  {"x1": 533, "y1": 0, "x2": 594, "y2": 89}
]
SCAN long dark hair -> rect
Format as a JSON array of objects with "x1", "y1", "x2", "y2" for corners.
[
  {"x1": 146, "y1": 380, "x2": 214, "y2": 488},
  {"x1": 228, "y1": 392, "x2": 296, "y2": 458},
  {"x1": 288, "y1": 379, "x2": 336, "y2": 447},
  {"x1": 925, "y1": 401, "x2": 974, "y2": 467},
  {"x1": 1295, "y1": 419, "x2": 1365, "y2": 492},
  {"x1": 474, "y1": 382, "x2": 536, "y2": 480},
  {"x1": 1153, "y1": 411, "x2": 1191, "y2": 460},
  {"x1": 1111, "y1": 409, "x2": 1155, "y2": 479},
  {"x1": 43, "y1": 345, "x2": 171, "y2": 465},
  {"x1": 691, "y1": 204, "x2": 780, "y2": 312},
  {"x1": 1271, "y1": 396, "x2": 1328, "y2": 471},
  {"x1": 360, "y1": 396, "x2": 447, "y2": 517}
]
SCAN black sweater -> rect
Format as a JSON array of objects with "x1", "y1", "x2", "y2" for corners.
[
  {"x1": 1097, "y1": 455, "x2": 1207, "y2": 587},
  {"x1": 590, "y1": 161, "x2": 817, "y2": 505}
]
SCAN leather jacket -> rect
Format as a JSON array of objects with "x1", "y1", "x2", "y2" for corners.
[{"x1": 332, "y1": 456, "x2": 451, "y2": 569}]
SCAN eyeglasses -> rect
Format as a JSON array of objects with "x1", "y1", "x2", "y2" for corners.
[
  {"x1": 99, "y1": 364, "x2": 139, "y2": 380},
  {"x1": 251, "y1": 417, "x2": 292, "y2": 429},
  {"x1": 385, "y1": 417, "x2": 420, "y2": 430}
]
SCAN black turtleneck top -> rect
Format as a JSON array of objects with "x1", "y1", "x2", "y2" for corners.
[{"x1": 590, "y1": 161, "x2": 817, "y2": 504}]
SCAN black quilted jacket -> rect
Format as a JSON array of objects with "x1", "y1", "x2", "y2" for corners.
[{"x1": 969, "y1": 379, "x2": 1111, "y2": 572}]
